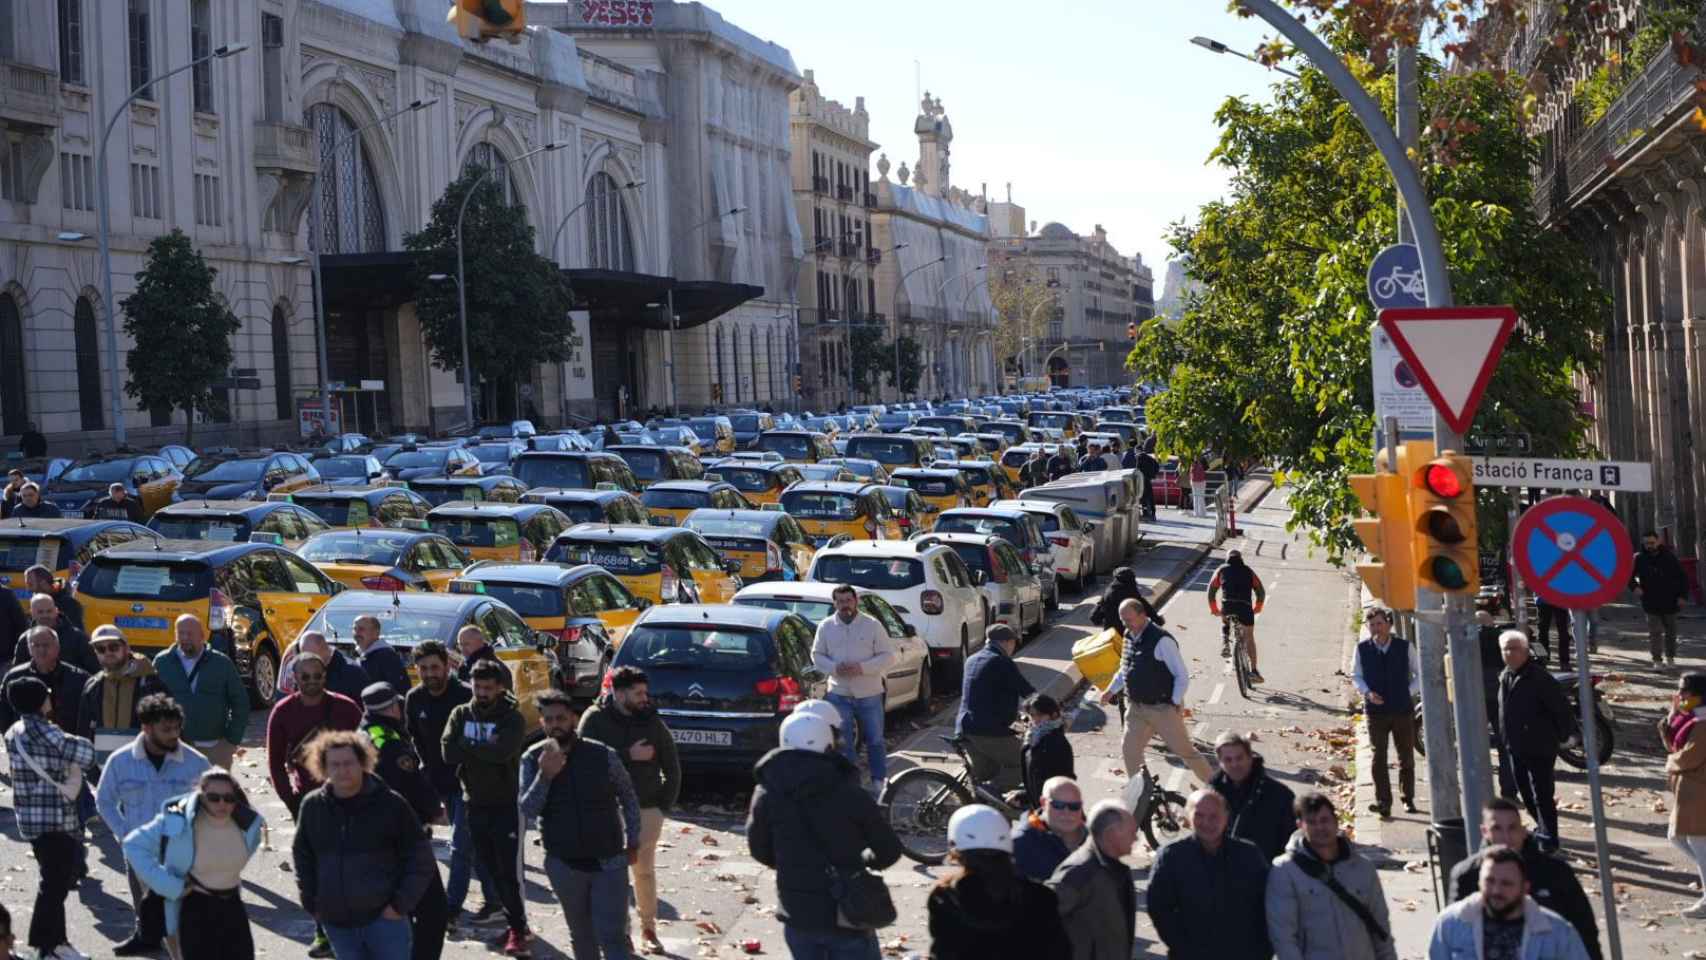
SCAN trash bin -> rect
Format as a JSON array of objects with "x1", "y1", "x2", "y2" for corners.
[{"x1": 1427, "y1": 818, "x2": 1468, "y2": 911}]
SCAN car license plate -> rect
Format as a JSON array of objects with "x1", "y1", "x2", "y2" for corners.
[
  {"x1": 114, "y1": 616, "x2": 169, "y2": 630},
  {"x1": 674, "y1": 728, "x2": 732, "y2": 747}
]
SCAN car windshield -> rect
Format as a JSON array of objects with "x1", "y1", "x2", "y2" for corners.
[
  {"x1": 780, "y1": 491, "x2": 859, "y2": 520},
  {"x1": 687, "y1": 517, "x2": 771, "y2": 539},
  {"x1": 620, "y1": 451, "x2": 667, "y2": 481},
  {"x1": 845, "y1": 438, "x2": 919, "y2": 465},
  {"x1": 757, "y1": 435, "x2": 811, "y2": 459},
  {"x1": 735, "y1": 597, "x2": 834, "y2": 622},
  {"x1": 317, "y1": 457, "x2": 371, "y2": 478},
  {"x1": 298, "y1": 532, "x2": 412, "y2": 565},
  {"x1": 710, "y1": 468, "x2": 770, "y2": 493},
  {"x1": 642, "y1": 489, "x2": 710, "y2": 510},
  {"x1": 514, "y1": 458, "x2": 590, "y2": 489},
  {"x1": 79, "y1": 559, "x2": 212, "y2": 602},
  {"x1": 811, "y1": 554, "x2": 924, "y2": 590},
  {"x1": 730, "y1": 415, "x2": 763, "y2": 433},
  {"x1": 429, "y1": 517, "x2": 519, "y2": 548},
  {"x1": 149, "y1": 517, "x2": 251, "y2": 543},
  {"x1": 946, "y1": 542, "x2": 995, "y2": 574},
  {"x1": 386, "y1": 450, "x2": 448, "y2": 469},
  {"x1": 0, "y1": 536, "x2": 63, "y2": 571},
  {"x1": 311, "y1": 606, "x2": 461, "y2": 646},
  {"x1": 688, "y1": 419, "x2": 723, "y2": 436},
  {"x1": 899, "y1": 476, "x2": 958, "y2": 496},
  {"x1": 184, "y1": 458, "x2": 267, "y2": 482},
  {"x1": 60, "y1": 459, "x2": 137, "y2": 483},
  {"x1": 295, "y1": 498, "x2": 367, "y2": 527},
  {"x1": 936, "y1": 515, "x2": 1022, "y2": 543},
  {"x1": 618, "y1": 626, "x2": 769, "y2": 671},
  {"x1": 470, "y1": 445, "x2": 514, "y2": 464},
  {"x1": 544, "y1": 501, "x2": 607, "y2": 524},
  {"x1": 479, "y1": 583, "x2": 566, "y2": 618},
  {"x1": 548, "y1": 538, "x2": 661, "y2": 573},
  {"x1": 412, "y1": 485, "x2": 483, "y2": 507}
]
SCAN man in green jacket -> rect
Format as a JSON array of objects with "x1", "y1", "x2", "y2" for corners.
[
  {"x1": 441, "y1": 659, "x2": 529, "y2": 957},
  {"x1": 577, "y1": 666, "x2": 680, "y2": 953},
  {"x1": 151, "y1": 614, "x2": 247, "y2": 770}
]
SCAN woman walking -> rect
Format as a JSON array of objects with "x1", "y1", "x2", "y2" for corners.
[
  {"x1": 122, "y1": 769, "x2": 266, "y2": 959},
  {"x1": 1661, "y1": 672, "x2": 1706, "y2": 918}
]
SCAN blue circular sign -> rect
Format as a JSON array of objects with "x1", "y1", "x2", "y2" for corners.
[
  {"x1": 1510, "y1": 496, "x2": 1633, "y2": 610},
  {"x1": 1367, "y1": 243, "x2": 1427, "y2": 310}
]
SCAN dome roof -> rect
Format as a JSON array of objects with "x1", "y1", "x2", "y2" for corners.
[{"x1": 1038, "y1": 222, "x2": 1076, "y2": 240}]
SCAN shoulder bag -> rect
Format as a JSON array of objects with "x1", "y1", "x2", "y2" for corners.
[
  {"x1": 796, "y1": 800, "x2": 896, "y2": 930},
  {"x1": 17, "y1": 737, "x2": 83, "y2": 802},
  {"x1": 1286, "y1": 851, "x2": 1390, "y2": 944}
]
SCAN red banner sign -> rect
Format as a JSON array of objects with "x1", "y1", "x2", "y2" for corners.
[{"x1": 579, "y1": 0, "x2": 654, "y2": 25}]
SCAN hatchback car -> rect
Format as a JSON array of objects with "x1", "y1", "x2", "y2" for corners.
[
  {"x1": 731, "y1": 582, "x2": 932, "y2": 712},
  {"x1": 805, "y1": 538, "x2": 987, "y2": 683},
  {"x1": 278, "y1": 484, "x2": 433, "y2": 530},
  {"x1": 52, "y1": 453, "x2": 182, "y2": 518},
  {"x1": 407, "y1": 475, "x2": 528, "y2": 507},
  {"x1": 755, "y1": 430, "x2": 836, "y2": 464},
  {"x1": 296, "y1": 527, "x2": 470, "y2": 592},
  {"x1": 888, "y1": 468, "x2": 972, "y2": 515},
  {"x1": 933, "y1": 460, "x2": 1017, "y2": 507},
  {"x1": 425, "y1": 502, "x2": 570, "y2": 563},
  {"x1": 383, "y1": 444, "x2": 483, "y2": 481},
  {"x1": 520, "y1": 487, "x2": 653, "y2": 526},
  {"x1": 312, "y1": 455, "x2": 390, "y2": 486},
  {"x1": 640, "y1": 481, "x2": 755, "y2": 527},
  {"x1": 682, "y1": 509, "x2": 816, "y2": 583},
  {"x1": 817, "y1": 458, "x2": 890, "y2": 485},
  {"x1": 609, "y1": 445, "x2": 705, "y2": 489},
  {"x1": 512, "y1": 451, "x2": 640, "y2": 493},
  {"x1": 869, "y1": 485, "x2": 938, "y2": 539},
  {"x1": 915, "y1": 532, "x2": 1044, "y2": 641},
  {"x1": 455, "y1": 562, "x2": 647, "y2": 655},
  {"x1": 991, "y1": 498, "x2": 1098, "y2": 593},
  {"x1": 778, "y1": 482, "x2": 904, "y2": 546},
  {"x1": 932, "y1": 507, "x2": 1059, "y2": 610},
  {"x1": 147, "y1": 500, "x2": 332, "y2": 548},
  {"x1": 841, "y1": 433, "x2": 936, "y2": 470},
  {"x1": 464, "y1": 440, "x2": 526, "y2": 476},
  {"x1": 177, "y1": 451, "x2": 320, "y2": 501},
  {"x1": 0, "y1": 518, "x2": 159, "y2": 606},
  {"x1": 701, "y1": 461, "x2": 805, "y2": 507},
  {"x1": 795, "y1": 463, "x2": 858, "y2": 483},
  {"x1": 545, "y1": 525, "x2": 743, "y2": 605}
]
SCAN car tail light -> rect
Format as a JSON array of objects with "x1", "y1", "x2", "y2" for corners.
[
  {"x1": 1048, "y1": 535, "x2": 1071, "y2": 548},
  {"x1": 208, "y1": 588, "x2": 229, "y2": 632},
  {"x1": 898, "y1": 516, "x2": 912, "y2": 532},
  {"x1": 987, "y1": 548, "x2": 1008, "y2": 583},
  {"x1": 661, "y1": 565, "x2": 680, "y2": 602},
  {"x1": 755, "y1": 675, "x2": 804, "y2": 712},
  {"x1": 921, "y1": 589, "x2": 944, "y2": 614},
  {"x1": 362, "y1": 575, "x2": 408, "y2": 591},
  {"x1": 559, "y1": 624, "x2": 583, "y2": 646},
  {"x1": 765, "y1": 542, "x2": 783, "y2": 574},
  {"x1": 520, "y1": 540, "x2": 536, "y2": 562}
]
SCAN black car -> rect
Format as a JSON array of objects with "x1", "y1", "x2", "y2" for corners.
[
  {"x1": 608, "y1": 604, "x2": 823, "y2": 771},
  {"x1": 178, "y1": 451, "x2": 320, "y2": 500},
  {"x1": 382, "y1": 444, "x2": 482, "y2": 481}
]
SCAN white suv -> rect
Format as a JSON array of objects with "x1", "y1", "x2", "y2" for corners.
[
  {"x1": 991, "y1": 498, "x2": 1097, "y2": 593},
  {"x1": 806, "y1": 538, "x2": 988, "y2": 684},
  {"x1": 916, "y1": 532, "x2": 1045, "y2": 642}
]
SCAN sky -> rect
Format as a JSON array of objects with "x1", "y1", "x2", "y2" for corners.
[{"x1": 714, "y1": 0, "x2": 1288, "y2": 290}]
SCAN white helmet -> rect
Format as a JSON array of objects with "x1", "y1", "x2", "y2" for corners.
[
  {"x1": 793, "y1": 699, "x2": 844, "y2": 730},
  {"x1": 779, "y1": 712, "x2": 833, "y2": 753},
  {"x1": 947, "y1": 804, "x2": 1013, "y2": 855}
]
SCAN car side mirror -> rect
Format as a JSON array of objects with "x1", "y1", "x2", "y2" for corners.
[
  {"x1": 971, "y1": 569, "x2": 988, "y2": 586},
  {"x1": 723, "y1": 558, "x2": 743, "y2": 574},
  {"x1": 533, "y1": 630, "x2": 557, "y2": 653},
  {"x1": 902, "y1": 622, "x2": 918, "y2": 638},
  {"x1": 1081, "y1": 521, "x2": 1094, "y2": 533}
]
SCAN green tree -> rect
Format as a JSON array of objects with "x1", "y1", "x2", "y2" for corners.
[
  {"x1": 1135, "y1": 52, "x2": 1605, "y2": 558},
  {"x1": 120, "y1": 229, "x2": 240, "y2": 445},
  {"x1": 987, "y1": 261, "x2": 1058, "y2": 383},
  {"x1": 405, "y1": 167, "x2": 576, "y2": 420}
]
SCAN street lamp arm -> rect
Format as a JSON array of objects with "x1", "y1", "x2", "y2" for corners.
[{"x1": 552, "y1": 180, "x2": 645, "y2": 263}]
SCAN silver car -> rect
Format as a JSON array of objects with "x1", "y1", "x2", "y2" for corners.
[
  {"x1": 913, "y1": 531, "x2": 1046, "y2": 642},
  {"x1": 992, "y1": 498, "x2": 1098, "y2": 594}
]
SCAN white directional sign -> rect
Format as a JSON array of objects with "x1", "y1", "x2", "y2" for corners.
[{"x1": 1470, "y1": 457, "x2": 1653, "y2": 493}]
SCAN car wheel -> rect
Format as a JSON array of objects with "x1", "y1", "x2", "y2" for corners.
[
  {"x1": 909, "y1": 660, "x2": 933, "y2": 715},
  {"x1": 248, "y1": 639, "x2": 279, "y2": 708},
  {"x1": 1045, "y1": 579, "x2": 1061, "y2": 612}
]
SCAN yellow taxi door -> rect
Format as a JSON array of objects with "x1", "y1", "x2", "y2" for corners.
[{"x1": 680, "y1": 537, "x2": 741, "y2": 603}]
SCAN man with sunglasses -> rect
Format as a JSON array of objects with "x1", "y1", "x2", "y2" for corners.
[
  {"x1": 1011, "y1": 776, "x2": 1088, "y2": 882},
  {"x1": 77, "y1": 627, "x2": 163, "y2": 763}
]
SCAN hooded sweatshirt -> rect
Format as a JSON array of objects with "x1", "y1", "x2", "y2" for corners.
[
  {"x1": 441, "y1": 691, "x2": 525, "y2": 806},
  {"x1": 77, "y1": 652, "x2": 164, "y2": 746}
]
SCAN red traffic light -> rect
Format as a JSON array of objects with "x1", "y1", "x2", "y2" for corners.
[{"x1": 1423, "y1": 462, "x2": 1464, "y2": 498}]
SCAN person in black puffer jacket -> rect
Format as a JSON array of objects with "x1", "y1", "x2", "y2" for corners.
[
  {"x1": 747, "y1": 712, "x2": 903, "y2": 958},
  {"x1": 1090, "y1": 566, "x2": 1162, "y2": 630},
  {"x1": 927, "y1": 805, "x2": 1070, "y2": 960},
  {"x1": 1208, "y1": 732, "x2": 1297, "y2": 861},
  {"x1": 1020, "y1": 694, "x2": 1075, "y2": 811}
]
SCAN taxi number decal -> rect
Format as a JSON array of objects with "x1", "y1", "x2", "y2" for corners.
[
  {"x1": 114, "y1": 616, "x2": 170, "y2": 630},
  {"x1": 573, "y1": 551, "x2": 645, "y2": 570},
  {"x1": 113, "y1": 566, "x2": 171, "y2": 595},
  {"x1": 706, "y1": 538, "x2": 760, "y2": 552}
]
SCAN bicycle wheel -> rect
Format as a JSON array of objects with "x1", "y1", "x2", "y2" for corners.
[
  {"x1": 1140, "y1": 788, "x2": 1189, "y2": 850},
  {"x1": 880, "y1": 767, "x2": 976, "y2": 865},
  {"x1": 1233, "y1": 630, "x2": 1252, "y2": 700}
]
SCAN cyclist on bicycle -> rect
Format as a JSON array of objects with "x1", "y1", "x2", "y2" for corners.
[
  {"x1": 1207, "y1": 549, "x2": 1266, "y2": 684},
  {"x1": 955, "y1": 624, "x2": 1034, "y2": 792}
]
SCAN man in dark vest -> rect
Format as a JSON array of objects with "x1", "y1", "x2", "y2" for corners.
[
  {"x1": 1352, "y1": 606, "x2": 1419, "y2": 819},
  {"x1": 519, "y1": 690, "x2": 640, "y2": 960}
]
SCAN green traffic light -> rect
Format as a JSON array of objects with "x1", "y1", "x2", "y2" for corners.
[{"x1": 1430, "y1": 556, "x2": 1468, "y2": 590}]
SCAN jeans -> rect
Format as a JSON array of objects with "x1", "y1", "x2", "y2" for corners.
[
  {"x1": 28, "y1": 831, "x2": 80, "y2": 952},
  {"x1": 323, "y1": 916, "x2": 413, "y2": 960},
  {"x1": 178, "y1": 890, "x2": 252, "y2": 960},
  {"x1": 467, "y1": 803, "x2": 527, "y2": 933},
  {"x1": 1649, "y1": 613, "x2": 1680, "y2": 662},
  {"x1": 544, "y1": 855, "x2": 631, "y2": 960},
  {"x1": 442, "y1": 791, "x2": 496, "y2": 913},
  {"x1": 828, "y1": 692, "x2": 886, "y2": 784},
  {"x1": 1511, "y1": 750, "x2": 1560, "y2": 843},
  {"x1": 782, "y1": 926, "x2": 880, "y2": 960}
]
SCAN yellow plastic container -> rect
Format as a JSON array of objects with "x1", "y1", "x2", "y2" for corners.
[{"x1": 1072, "y1": 627, "x2": 1124, "y2": 690}]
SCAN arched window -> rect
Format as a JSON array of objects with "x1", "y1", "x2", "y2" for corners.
[
  {"x1": 74, "y1": 297, "x2": 102, "y2": 431},
  {"x1": 0, "y1": 293, "x2": 25, "y2": 435},
  {"x1": 584, "y1": 172, "x2": 635, "y2": 271},
  {"x1": 307, "y1": 103, "x2": 387, "y2": 254},
  {"x1": 272, "y1": 304, "x2": 293, "y2": 420},
  {"x1": 464, "y1": 141, "x2": 520, "y2": 208}
]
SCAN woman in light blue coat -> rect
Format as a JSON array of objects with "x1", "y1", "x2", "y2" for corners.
[{"x1": 122, "y1": 769, "x2": 265, "y2": 960}]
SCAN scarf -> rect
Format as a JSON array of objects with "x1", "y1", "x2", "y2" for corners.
[
  {"x1": 1026, "y1": 717, "x2": 1064, "y2": 748},
  {"x1": 100, "y1": 655, "x2": 156, "y2": 730},
  {"x1": 1664, "y1": 707, "x2": 1706, "y2": 752}
]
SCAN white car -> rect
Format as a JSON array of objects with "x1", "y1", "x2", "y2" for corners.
[
  {"x1": 914, "y1": 531, "x2": 1045, "y2": 642},
  {"x1": 731, "y1": 582, "x2": 934, "y2": 711},
  {"x1": 806, "y1": 538, "x2": 988, "y2": 683},
  {"x1": 991, "y1": 498, "x2": 1097, "y2": 593}
]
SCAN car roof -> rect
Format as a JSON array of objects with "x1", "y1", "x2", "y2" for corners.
[
  {"x1": 317, "y1": 589, "x2": 489, "y2": 617},
  {"x1": 646, "y1": 480, "x2": 732, "y2": 494},
  {"x1": 460, "y1": 561, "x2": 604, "y2": 587},
  {"x1": 0, "y1": 517, "x2": 144, "y2": 537},
  {"x1": 891, "y1": 468, "x2": 961, "y2": 479},
  {"x1": 522, "y1": 487, "x2": 627, "y2": 503},
  {"x1": 990, "y1": 498, "x2": 1066, "y2": 513},
  {"x1": 918, "y1": 531, "x2": 1007, "y2": 547},
  {"x1": 557, "y1": 523, "x2": 689, "y2": 544},
  {"x1": 302, "y1": 527, "x2": 439, "y2": 545},
  {"x1": 816, "y1": 538, "x2": 941, "y2": 558},
  {"x1": 940, "y1": 506, "x2": 1030, "y2": 520},
  {"x1": 153, "y1": 500, "x2": 291, "y2": 518},
  {"x1": 784, "y1": 481, "x2": 871, "y2": 495},
  {"x1": 410, "y1": 475, "x2": 517, "y2": 488},
  {"x1": 682, "y1": 508, "x2": 783, "y2": 528},
  {"x1": 634, "y1": 603, "x2": 789, "y2": 630},
  {"x1": 93, "y1": 539, "x2": 278, "y2": 563},
  {"x1": 733, "y1": 582, "x2": 845, "y2": 601},
  {"x1": 427, "y1": 501, "x2": 555, "y2": 519},
  {"x1": 291, "y1": 484, "x2": 408, "y2": 498},
  {"x1": 934, "y1": 460, "x2": 998, "y2": 471},
  {"x1": 758, "y1": 429, "x2": 822, "y2": 438},
  {"x1": 515, "y1": 451, "x2": 622, "y2": 461}
]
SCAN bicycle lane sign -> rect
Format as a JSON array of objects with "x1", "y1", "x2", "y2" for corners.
[
  {"x1": 1367, "y1": 243, "x2": 1427, "y2": 310},
  {"x1": 1510, "y1": 496, "x2": 1633, "y2": 610}
]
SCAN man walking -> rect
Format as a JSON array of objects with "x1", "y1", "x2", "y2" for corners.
[
  {"x1": 442, "y1": 660, "x2": 529, "y2": 957},
  {"x1": 11, "y1": 593, "x2": 96, "y2": 672},
  {"x1": 812, "y1": 584, "x2": 896, "y2": 793},
  {"x1": 1353, "y1": 606, "x2": 1419, "y2": 818},
  {"x1": 1499, "y1": 630, "x2": 1574, "y2": 852},
  {"x1": 0, "y1": 627, "x2": 90, "y2": 735},
  {"x1": 576, "y1": 666, "x2": 679, "y2": 954},
  {"x1": 1147, "y1": 790, "x2": 1272, "y2": 958},
  {"x1": 956, "y1": 624, "x2": 1035, "y2": 791},
  {"x1": 95, "y1": 694, "x2": 210, "y2": 956},
  {"x1": 84, "y1": 482, "x2": 144, "y2": 522},
  {"x1": 265, "y1": 653, "x2": 363, "y2": 819},
  {"x1": 1449, "y1": 797, "x2": 1601, "y2": 959},
  {"x1": 1020, "y1": 447, "x2": 1048, "y2": 489},
  {"x1": 360, "y1": 683, "x2": 449, "y2": 960},
  {"x1": 1266, "y1": 792, "x2": 1396, "y2": 960},
  {"x1": 1099, "y1": 598, "x2": 1215, "y2": 785},
  {"x1": 1012, "y1": 776, "x2": 1088, "y2": 882},
  {"x1": 353, "y1": 615, "x2": 410, "y2": 698},
  {"x1": 1631, "y1": 531, "x2": 1690, "y2": 667},
  {"x1": 152, "y1": 615, "x2": 247, "y2": 770},
  {"x1": 1046, "y1": 446, "x2": 1072, "y2": 482},
  {"x1": 1135, "y1": 446, "x2": 1160, "y2": 520},
  {"x1": 1428, "y1": 847, "x2": 1591, "y2": 959},
  {"x1": 522, "y1": 691, "x2": 640, "y2": 960},
  {"x1": 77, "y1": 626, "x2": 163, "y2": 761},
  {"x1": 1047, "y1": 799, "x2": 1136, "y2": 960},
  {"x1": 1210, "y1": 730, "x2": 1297, "y2": 861}
]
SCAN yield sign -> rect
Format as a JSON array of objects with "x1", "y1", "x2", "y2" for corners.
[
  {"x1": 1377, "y1": 306, "x2": 1517, "y2": 435},
  {"x1": 1510, "y1": 496, "x2": 1633, "y2": 610}
]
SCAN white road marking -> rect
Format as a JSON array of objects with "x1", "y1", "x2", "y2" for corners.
[{"x1": 1207, "y1": 682, "x2": 1225, "y2": 705}]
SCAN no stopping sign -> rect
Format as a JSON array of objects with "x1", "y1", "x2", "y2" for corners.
[{"x1": 1510, "y1": 496, "x2": 1633, "y2": 610}]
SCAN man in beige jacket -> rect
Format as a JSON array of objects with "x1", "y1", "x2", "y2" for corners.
[{"x1": 810, "y1": 584, "x2": 897, "y2": 794}]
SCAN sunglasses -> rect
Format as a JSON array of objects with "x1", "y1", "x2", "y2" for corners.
[
  {"x1": 92, "y1": 642, "x2": 124, "y2": 654},
  {"x1": 202, "y1": 792, "x2": 237, "y2": 805},
  {"x1": 1048, "y1": 800, "x2": 1084, "y2": 812}
]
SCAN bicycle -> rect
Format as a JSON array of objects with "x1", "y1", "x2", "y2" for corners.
[
  {"x1": 1221, "y1": 613, "x2": 1255, "y2": 700},
  {"x1": 1372, "y1": 265, "x2": 1426, "y2": 301}
]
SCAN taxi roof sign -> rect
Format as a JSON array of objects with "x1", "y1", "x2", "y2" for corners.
[
  {"x1": 248, "y1": 532, "x2": 285, "y2": 545},
  {"x1": 446, "y1": 579, "x2": 486, "y2": 595}
]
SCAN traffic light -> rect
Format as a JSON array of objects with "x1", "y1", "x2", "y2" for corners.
[
  {"x1": 1348, "y1": 446, "x2": 1418, "y2": 612},
  {"x1": 1409, "y1": 451, "x2": 1478, "y2": 594},
  {"x1": 447, "y1": 0, "x2": 526, "y2": 42},
  {"x1": 792, "y1": 374, "x2": 802, "y2": 395}
]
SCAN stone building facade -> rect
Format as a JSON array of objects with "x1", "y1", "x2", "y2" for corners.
[{"x1": 988, "y1": 221, "x2": 1140, "y2": 388}]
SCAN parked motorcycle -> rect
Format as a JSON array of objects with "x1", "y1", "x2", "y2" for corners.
[{"x1": 1413, "y1": 670, "x2": 1614, "y2": 769}]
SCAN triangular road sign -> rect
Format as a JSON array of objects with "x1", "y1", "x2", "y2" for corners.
[{"x1": 1378, "y1": 306, "x2": 1518, "y2": 436}]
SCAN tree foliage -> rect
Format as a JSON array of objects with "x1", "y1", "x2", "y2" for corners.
[
  {"x1": 120, "y1": 229, "x2": 240, "y2": 445},
  {"x1": 1133, "y1": 51, "x2": 1605, "y2": 558},
  {"x1": 848, "y1": 326, "x2": 920, "y2": 399},
  {"x1": 988, "y1": 262, "x2": 1059, "y2": 380},
  {"x1": 405, "y1": 168, "x2": 577, "y2": 409}
]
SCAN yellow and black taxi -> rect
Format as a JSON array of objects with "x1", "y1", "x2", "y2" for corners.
[
  {"x1": 686, "y1": 416, "x2": 737, "y2": 455},
  {"x1": 796, "y1": 463, "x2": 859, "y2": 483},
  {"x1": 1026, "y1": 410, "x2": 1080, "y2": 439},
  {"x1": 147, "y1": 499, "x2": 333, "y2": 548},
  {"x1": 777, "y1": 481, "x2": 905, "y2": 546},
  {"x1": 998, "y1": 443, "x2": 1077, "y2": 486},
  {"x1": 985, "y1": 420, "x2": 1032, "y2": 449},
  {"x1": 916, "y1": 414, "x2": 979, "y2": 435},
  {"x1": 967, "y1": 433, "x2": 1009, "y2": 458},
  {"x1": 274, "y1": 483, "x2": 433, "y2": 530},
  {"x1": 701, "y1": 461, "x2": 804, "y2": 507},
  {"x1": 380, "y1": 442, "x2": 483, "y2": 481},
  {"x1": 407, "y1": 475, "x2": 529, "y2": 508},
  {"x1": 2, "y1": 518, "x2": 159, "y2": 607},
  {"x1": 50, "y1": 452, "x2": 183, "y2": 518},
  {"x1": 935, "y1": 459, "x2": 1017, "y2": 507},
  {"x1": 818, "y1": 457, "x2": 891, "y2": 485},
  {"x1": 76, "y1": 538, "x2": 344, "y2": 704},
  {"x1": 544, "y1": 524, "x2": 744, "y2": 605},
  {"x1": 607, "y1": 445, "x2": 705, "y2": 489},
  {"x1": 176, "y1": 450, "x2": 321, "y2": 501},
  {"x1": 425, "y1": 501, "x2": 571, "y2": 563},
  {"x1": 512, "y1": 451, "x2": 640, "y2": 493},
  {"x1": 930, "y1": 436, "x2": 984, "y2": 463},
  {"x1": 298, "y1": 589, "x2": 592, "y2": 725},
  {"x1": 639, "y1": 480, "x2": 755, "y2": 527},
  {"x1": 754, "y1": 430, "x2": 836, "y2": 464},
  {"x1": 841, "y1": 433, "x2": 937, "y2": 471},
  {"x1": 682, "y1": 509, "x2": 816, "y2": 583},
  {"x1": 454, "y1": 561, "x2": 647, "y2": 656},
  {"x1": 520, "y1": 487, "x2": 652, "y2": 527},
  {"x1": 870, "y1": 484, "x2": 938, "y2": 538},
  {"x1": 296, "y1": 525, "x2": 471, "y2": 592},
  {"x1": 889, "y1": 468, "x2": 973, "y2": 514}
]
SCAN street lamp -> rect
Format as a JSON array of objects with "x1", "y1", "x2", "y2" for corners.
[
  {"x1": 455, "y1": 140, "x2": 568, "y2": 430},
  {"x1": 1189, "y1": 35, "x2": 1301, "y2": 78},
  {"x1": 550, "y1": 179, "x2": 645, "y2": 264},
  {"x1": 98, "y1": 42, "x2": 248, "y2": 445},
  {"x1": 667, "y1": 206, "x2": 746, "y2": 416},
  {"x1": 891, "y1": 255, "x2": 946, "y2": 401}
]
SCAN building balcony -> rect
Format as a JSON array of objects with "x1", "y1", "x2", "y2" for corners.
[
  {"x1": 838, "y1": 240, "x2": 861, "y2": 258},
  {"x1": 0, "y1": 60, "x2": 60, "y2": 131},
  {"x1": 812, "y1": 175, "x2": 829, "y2": 195},
  {"x1": 863, "y1": 191, "x2": 877, "y2": 208},
  {"x1": 835, "y1": 184, "x2": 854, "y2": 202},
  {"x1": 253, "y1": 121, "x2": 318, "y2": 176}
]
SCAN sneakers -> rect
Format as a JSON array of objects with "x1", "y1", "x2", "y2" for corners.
[
  {"x1": 501, "y1": 929, "x2": 532, "y2": 958},
  {"x1": 307, "y1": 933, "x2": 334, "y2": 958},
  {"x1": 51, "y1": 946, "x2": 91, "y2": 960},
  {"x1": 1403, "y1": 799, "x2": 1420, "y2": 814},
  {"x1": 1368, "y1": 801, "x2": 1391, "y2": 819}
]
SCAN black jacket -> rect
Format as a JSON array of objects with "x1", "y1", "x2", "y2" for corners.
[
  {"x1": 1046, "y1": 454, "x2": 1071, "y2": 482},
  {"x1": 84, "y1": 495, "x2": 144, "y2": 523},
  {"x1": 746, "y1": 747, "x2": 903, "y2": 932},
  {"x1": 8, "y1": 499, "x2": 61, "y2": 519},
  {"x1": 1020, "y1": 724, "x2": 1075, "y2": 810},
  {"x1": 0, "y1": 599, "x2": 29, "y2": 665},
  {"x1": 1499, "y1": 659, "x2": 1573, "y2": 760},
  {"x1": 362, "y1": 711, "x2": 444, "y2": 830},
  {"x1": 50, "y1": 588, "x2": 83, "y2": 634},
  {"x1": 405, "y1": 678, "x2": 472, "y2": 798},
  {"x1": 927, "y1": 870, "x2": 1071, "y2": 960},
  {"x1": 1089, "y1": 577, "x2": 1160, "y2": 629},
  {"x1": 358, "y1": 643, "x2": 410, "y2": 700},
  {"x1": 577, "y1": 693, "x2": 683, "y2": 811},
  {"x1": 292, "y1": 774, "x2": 435, "y2": 927},
  {"x1": 955, "y1": 644, "x2": 1034, "y2": 737},
  {"x1": 456, "y1": 643, "x2": 511, "y2": 688},
  {"x1": 0, "y1": 659, "x2": 90, "y2": 733},
  {"x1": 323, "y1": 651, "x2": 370, "y2": 704},
  {"x1": 1449, "y1": 835, "x2": 1602, "y2": 960},
  {"x1": 1135, "y1": 452, "x2": 1160, "y2": 481},
  {"x1": 1210, "y1": 755, "x2": 1298, "y2": 861},
  {"x1": 1146, "y1": 834, "x2": 1272, "y2": 959},
  {"x1": 441, "y1": 691, "x2": 525, "y2": 806},
  {"x1": 12, "y1": 618, "x2": 98, "y2": 675},
  {"x1": 1630, "y1": 545, "x2": 1689, "y2": 615}
]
